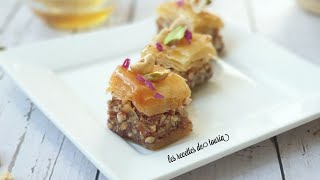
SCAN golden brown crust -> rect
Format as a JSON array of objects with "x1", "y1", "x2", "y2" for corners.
[
  {"x1": 156, "y1": 2, "x2": 225, "y2": 53},
  {"x1": 108, "y1": 66, "x2": 191, "y2": 116},
  {"x1": 156, "y1": 17, "x2": 224, "y2": 53},
  {"x1": 142, "y1": 30, "x2": 216, "y2": 72}
]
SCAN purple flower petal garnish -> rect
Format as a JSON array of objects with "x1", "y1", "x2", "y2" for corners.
[
  {"x1": 185, "y1": 29, "x2": 193, "y2": 44},
  {"x1": 136, "y1": 74, "x2": 146, "y2": 83},
  {"x1": 122, "y1": 58, "x2": 130, "y2": 69},
  {"x1": 156, "y1": 42, "x2": 163, "y2": 52},
  {"x1": 177, "y1": 0, "x2": 184, "y2": 7},
  {"x1": 145, "y1": 79, "x2": 156, "y2": 91},
  {"x1": 137, "y1": 74, "x2": 156, "y2": 91},
  {"x1": 154, "y1": 92, "x2": 164, "y2": 99}
]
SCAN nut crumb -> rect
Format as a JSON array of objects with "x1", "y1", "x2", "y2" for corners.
[
  {"x1": 178, "y1": 106, "x2": 187, "y2": 116},
  {"x1": 145, "y1": 137, "x2": 155, "y2": 144},
  {"x1": 122, "y1": 103, "x2": 133, "y2": 113},
  {"x1": 183, "y1": 97, "x2": 192, "y2": 105},
  {"x1": 187, "y1": 72, "x2": 194, "y2": 80},
  {"x1": 113, "y1": 106, "x2": 120, "y2": 112},
  {"x1": 160, "y1": 114, "x2": 166, "y2": 122},
  {"x1": 107, "y1": 123, "x2": 113, "y2": 129},
  {"x1": 171, "y1": 116, "x2": 179, "y2": 122},
  {"x1": 117, "y1": 112, "x2": 127, "y2": 123},
  {"x1": 140, "y1": 132, "x2": 145, "y2": 140},
  {"x1": 120, "y1": 122, "x2": 128, "y2": 131},
  {"x1": 150, "y1": 125, "x2": 157, "y2": 132},
  {"x1": 132, "y1": 129, "x2": 137, "y2": 134}
]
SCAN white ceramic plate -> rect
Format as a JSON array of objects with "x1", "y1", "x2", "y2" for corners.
[{"x1": 1, "y1": 19, "x2": 320, "y2": 180}]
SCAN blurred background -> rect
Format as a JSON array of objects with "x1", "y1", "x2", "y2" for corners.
[{"x1": 0, "y1": 0, "x2": 319, "y2": 61}]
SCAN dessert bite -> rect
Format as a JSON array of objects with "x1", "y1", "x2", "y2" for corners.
[
  {"x1": 107, "y1": 55, "x2": 192, "y2": 150},
  {"x1": 156, "y1": 0, "x2": 224, "y2": 53},
  {"x1": 142, "y1": 22, "x2": 217, "y2": 88}
]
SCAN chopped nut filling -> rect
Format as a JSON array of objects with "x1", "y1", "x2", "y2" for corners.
[
  {"x1": 167, "y1": 61, "x2": 213, "y2": 89},
  {"x1": 107, "y1": 98, "x2": 192, "y2": 150}
]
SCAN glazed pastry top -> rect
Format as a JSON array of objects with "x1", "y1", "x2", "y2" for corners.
[
  {"x1": 108, "y1": 64, "x2": 191, "y2": 116},
  {"x1": 142, "y1": 27, "x2": 216, "y2": 72}
]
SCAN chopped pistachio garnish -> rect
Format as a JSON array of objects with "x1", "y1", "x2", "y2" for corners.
[
  {"x1": 144, "y1": 70, "x2": 169, "y2": 82},
  {"x1": 206, "y1": 0, "x2": 212, "y2": 5},
  {"x1": 164, "y1": 25, "x2": 187, "y2": 45}
]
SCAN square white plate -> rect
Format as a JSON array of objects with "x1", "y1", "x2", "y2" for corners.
[{"x1": 1, "y1": 18, "x2": 320, "y2": 180}]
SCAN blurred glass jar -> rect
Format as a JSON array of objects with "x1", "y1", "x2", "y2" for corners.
[
  {"x1": 297, "y1": 0, "x2": 320, "y2": 15},
  {"x1": 27, "y1": 0, "x2": 114, "y2": 30}
]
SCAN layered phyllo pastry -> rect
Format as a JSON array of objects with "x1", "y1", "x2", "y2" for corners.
[
  {"x1": 156, "y1": 0, "x2": 224, "y2": 53},
  {"x1": 142, "y1": 23, "x2": 216, "y2": 88},
  {"x1": 107, "y1": 55, "x2": 192, "y2": 150}
]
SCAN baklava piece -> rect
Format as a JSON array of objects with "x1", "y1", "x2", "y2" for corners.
[
  {"x1": 156, "y1": 0, "x2": 224, "y2": 53},
  {"x1": 107, "y1": 56, "x2": 192, "y2": 150},
  {"x1": 142, "y1": 24, "x2": 217, "y2": 88}
]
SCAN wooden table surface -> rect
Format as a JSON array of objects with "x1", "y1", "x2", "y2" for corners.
[{"x1": 1, "y1": 0, "x2": 320, "y2": 179}]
